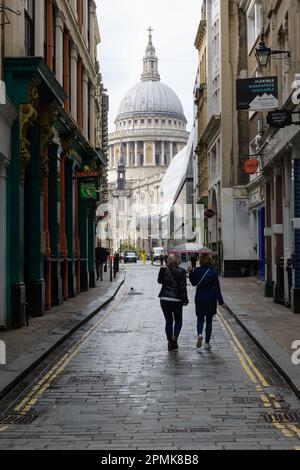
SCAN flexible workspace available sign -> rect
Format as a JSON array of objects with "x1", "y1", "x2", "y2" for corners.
[{"x1": 236, "y1": 77, "x2": 278, "y2": 111}]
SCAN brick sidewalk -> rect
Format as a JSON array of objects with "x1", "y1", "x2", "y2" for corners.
[
  {"x1": 0, "y1": 269, "x2": 125, "y2": 398},
  {"x1": 220, "y1": 277, "x2": 300, "y2": 396}
]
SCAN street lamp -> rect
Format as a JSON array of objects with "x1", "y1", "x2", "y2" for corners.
[{"x1": 255, "y1": 32, "x2": 291, "y2": 68}]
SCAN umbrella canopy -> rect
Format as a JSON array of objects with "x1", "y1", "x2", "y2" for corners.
[{"x1": 169, "y1": 243, "x2": 212, "y2": 254}]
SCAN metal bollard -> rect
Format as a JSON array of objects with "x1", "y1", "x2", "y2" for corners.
[{"x1": 110, "y1": 257, "x2": 113, "y2": 282}]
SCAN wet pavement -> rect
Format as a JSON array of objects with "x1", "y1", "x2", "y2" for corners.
[{"x1": 0, "y1": 263, "x2": 299, "y2": 450}]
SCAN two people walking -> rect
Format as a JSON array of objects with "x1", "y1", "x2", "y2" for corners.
[{"x1": 158, "y1": 253, "x2": 226, "y2": 351}]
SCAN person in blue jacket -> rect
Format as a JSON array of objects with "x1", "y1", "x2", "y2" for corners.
[{"x1": 189, "y1": 253, "x2": 227, "y2": 350}]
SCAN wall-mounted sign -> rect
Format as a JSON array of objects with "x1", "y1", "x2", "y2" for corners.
[
  {"x1": 267, "y1": 110, "x2": 300, "y2": 128},
  {"x1": 236, "y1": 77, "x2": 278, "y2": 111},
  {"x1": 79, "y1": 179, "x2": 98, "y2": 200},
  {"x1": 235, "y1": 199, "x2": 250, "y2": 212},
  {"x1": 77, "y1": 172, "x2": 99, "y2": 201},
  {"x1": 76, "y1": 171, "x2": 98, "y2": 178},
  {"x1": 244, "y1": 159, "x2": 260, "y2": 174},
  {"x1": 267, "y1": 110, "x2": 292, "y2": 128}
]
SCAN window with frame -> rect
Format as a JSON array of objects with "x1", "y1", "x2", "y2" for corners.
[
  {"x1": 247, "y1": 0, "x2": 262, "y2": 51},
  {"x1": 25, "y1": 0, "x2": 35, "y2": 56}
]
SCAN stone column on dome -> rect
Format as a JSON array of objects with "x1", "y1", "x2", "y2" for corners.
[
  {"x1": 126, "y1": 142, "x2": 130, "y2": 166},
  {"x1": 134, "y1": 142, "x2": 138, "y2": 166},
  {"x1": 152, "y1": 142, "x2": 156, "y2": 165},
  {"x1": 161, "y1": 142, "x2": 165, "y2": 166},
  {"x1": 108, "y1": 146, "x2": 112, "y2": 168},
  {"x1": 143, "y1": 142, "x2": 147, "y2": 165},
  {"x1": 170, "y1": 142, "x2": 174, "y2": 160},
  {"x1": 113, "y1": 145, "x2": 116, "y2": 168}
]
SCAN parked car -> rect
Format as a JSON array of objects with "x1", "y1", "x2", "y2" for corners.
[
  {"x1": 152, "y1": 247, "x2": 165, "y2": 261},
  {"x1": 124, "y1": 251, "x2": 138, "y2": 263}
]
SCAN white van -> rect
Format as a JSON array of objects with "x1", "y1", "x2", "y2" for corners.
[{"x1": 152, "y1": 247, "x2": 165, "y2": 261}]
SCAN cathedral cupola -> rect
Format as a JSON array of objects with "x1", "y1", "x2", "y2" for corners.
[{"x1": 141, "y1": 27, "x2": 160, "y2": 82}]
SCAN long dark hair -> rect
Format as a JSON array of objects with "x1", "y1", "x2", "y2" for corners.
[{"x1": 200, "y1": 254, "x2": 214, "y2": 267}]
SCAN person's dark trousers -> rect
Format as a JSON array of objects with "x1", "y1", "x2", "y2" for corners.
[
  {"x1": 96, "y1": 262, "x2": 103, "y2": 281},
  {"x1": 160, "y1": 300, "x2": 183, "y2": 342},
  {"x1": 197, "y1": 315, "x2": 213, "y2": 343}
]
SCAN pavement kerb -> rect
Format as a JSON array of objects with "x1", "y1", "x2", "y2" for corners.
[
  {"x1": 223, "y1": 296, "x2": 300, "y2": 400},
  {"x1": 0, "y1": 272, "x2": 126, "y2": 401}
]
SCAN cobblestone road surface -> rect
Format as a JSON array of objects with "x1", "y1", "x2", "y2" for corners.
[{"x1": 0, "y1": 264, "x2": 299, "y2": 450}]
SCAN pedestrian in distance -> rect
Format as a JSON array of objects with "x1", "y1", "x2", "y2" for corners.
[
  {"x1": 160, "y1": 253, "x2": 164, "y2": 266},
  {"x1": 141, "y1": 251, "x2": 147, "y2": 265},
  {"x1": 95, "y1": 241, "x2": 108, "y2": 281},
  {"x1": 188, "y1": 254, "x2": 227, "y2": 351},
  {"x1": 158, "y1": 254, "x2": 189, "y2": 351},
  {"x1": 190, "y1": 253, "x2": 198, "y2": 269}
]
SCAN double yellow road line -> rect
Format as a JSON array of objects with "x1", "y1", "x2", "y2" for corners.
[
  {"x1": 0, "y1": 281, "x2": 129, "y2": 424},
  {"x1": 218, "y1": 311, "x2": 300, "y2": 448}
]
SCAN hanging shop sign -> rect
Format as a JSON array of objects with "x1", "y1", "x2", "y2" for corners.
[
  {"x1": 267, "y1": 110, "x2": 292, "y2": 128},
  {"x1": 267, "y1": 110, "x2": 300, "y2": 128},
  {"x1": 236, "y1": 77, "x2": 278, "y2": 111},
  {"x1": 243, "y1": 159, "x2": 260, "y2": 174},
  {"x1": 76, "y1": 171, "x2": 99, "y2": 201}
]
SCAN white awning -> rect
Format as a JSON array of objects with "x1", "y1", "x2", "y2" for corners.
[{"x1": 160, "y1": 133, "x2": 193, "y2": 218}]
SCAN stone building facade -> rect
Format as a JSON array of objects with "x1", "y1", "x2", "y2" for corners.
[
  {"x1": 194, "y1": 0, "x2": 250, "y2": 276},
  {"x1": 194, "y1": 0, "x2": 300, "y2": 313},
  {"x1": 238, "y1": 0, "x2": 300, "y2": 313},
  {"x1": 1, "y1": 0, "x2": 108, "y2": 328}
]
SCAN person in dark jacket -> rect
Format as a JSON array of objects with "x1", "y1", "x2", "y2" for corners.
[
  {"x1": 95, "y1": 241, "x2": 108, "y2": 281},
  {"x1": 189, "y1": 254, "x2": 226, "y2": 350},
  {"x1": 158, "y1": 254, "x2": 188, "y2": 351},
  {"x1": 190, "y1": 253, "x2": 198, "y2": 269}
]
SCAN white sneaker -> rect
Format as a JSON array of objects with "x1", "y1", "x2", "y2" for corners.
[
  {"x1": 204, "y1": 343, "x2": 212, "y2": 350},
  {"x1": 196, "y1": 336, "x2": 203, "y2": 349}
]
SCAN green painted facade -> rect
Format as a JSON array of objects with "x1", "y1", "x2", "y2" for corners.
[{"x1": 4, "y1": 57, "x2": 103, "y2": 328}]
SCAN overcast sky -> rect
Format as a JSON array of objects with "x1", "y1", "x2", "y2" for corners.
[{"x1": 95, "y1": 0, "x2": 201, "y2": 133}]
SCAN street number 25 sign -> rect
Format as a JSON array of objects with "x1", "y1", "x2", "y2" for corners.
[{"x1": 235, "y1": 199, "x2": 250, "y2": 212}]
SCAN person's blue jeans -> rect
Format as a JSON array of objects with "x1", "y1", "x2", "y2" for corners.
[
  {"x1": 197, "y1": 315, "x2": 213, "y2": 343},
  {"x1": 160, "y1": 300, "x2": 183, "y2": 342}
]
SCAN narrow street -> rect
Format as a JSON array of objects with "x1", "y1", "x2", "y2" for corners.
[{"x1": 0, "y1": 264, "x2": 299, "y2": 450}]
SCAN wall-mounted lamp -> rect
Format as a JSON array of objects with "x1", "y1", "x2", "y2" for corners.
[{"x1": 255, "y1": 32, "x2": 291, "y2": 68}]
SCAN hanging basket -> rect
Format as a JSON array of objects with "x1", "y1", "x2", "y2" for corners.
[{"x1": 244, "y1": 159, "x2": 260, "y2": 174}]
